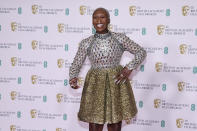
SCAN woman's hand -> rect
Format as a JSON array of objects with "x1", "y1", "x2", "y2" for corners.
[
  {"x1": 115, "y1": 67, "x2": 132, "y2": 85},
  {"x1": 69, "y1": 77, "x2": 80, "y2": 89}
]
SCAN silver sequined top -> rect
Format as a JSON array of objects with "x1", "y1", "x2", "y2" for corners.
[{"x1": 69, "y1": 32, "x2": 146, "y2": 80}]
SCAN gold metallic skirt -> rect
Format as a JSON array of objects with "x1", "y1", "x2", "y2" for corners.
[{"x1": 78, "y1": 65, "x2": 137, "y2": 124}]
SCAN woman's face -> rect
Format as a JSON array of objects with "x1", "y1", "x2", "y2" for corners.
[{"x1": 93, "y1": 9, "x2": 110, "y2": 34}]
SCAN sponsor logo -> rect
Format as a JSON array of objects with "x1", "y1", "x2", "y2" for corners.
[
  {"x1": 182, "y1": 5, "x2": 197, "y2": 16},
  {"x1": 56, "y1": 128, "x2": 66, "y2": 131},
  {"x1": 177, "y1": 81, "x2": 197, "y2": 92},
  {"x1": 179, "y1": 44, "x2": 197, "y2": 55},
  {"x1": 0, "y1": 7, "x2": 19, "y2": 14},
  {"x1": 108, "y1": 24, "x2": 143, "y2": 35},
  {"x1": 56, "y1": 93, "x2": 63, "y2": 103},
  {"x1": 57, "y1": 59, "x2": 64, "y2": 68},
  {"x1": 176, "y1": 118, "x2": 184, "y2": 128},
  {"x1": 31, "y1": 75, "x2": 37, "y2": 84},
  {"x1": 11, "y1": 57, "x2": 17, "y2": 66},
  {"x1": 10, "y1": 125, "x2": 16, "y2": 131},
  {"x1": 178, "y1": 82, "x2": 185, "y2": 92},
  {"x1": 0, "y1": 42, "x2": 19, "y2": 49},
  {"x1": 10, "y1": 91, "x2": 17, "y2": 100},
  {"x1": 11, "y1": 22, "x2": 17, "y2": 32},
  {"x1": 32, "y1": 5, "x2": 66, "y2": 15},
  {"x1": 30, "y1": 109, "x2": 37, "y2": 118},
  {"x1": 155, "y1": 62, "x2": 192, "y2": 73},
  {"x1": 131, "y1": 118, "x2": 162, "y2": 127},
  {"x1": 0, "y1": 77, "x2": 17, "y2": 83},
  {"x1": 154, "y1": 99, "x2": 161, "y2": 108},
  {"x1": 30, "y1": 109, "x2": 63, "y2": 119},
  {"x1": 31, "y1": 40, "x2": 64, "y2": 50},
  {"x1": 11, "y1": 22, "x2": 43, "y2": 32},
  {"x1": 154, "y1": 99, "x2": 190, "y2": 110},
  {"x1": 57, "y1": 23, "x2": 90, "y2": 33},
  {"x1": 155, "y1": 62, "x2": 163, "y2": 72},
  {"x1": 11, "y1": 57, "x2": 43, "y2": 67},
  {"x1": 129, "y1": 6, "x2": 168, "y2": 16},
  {"x1": 56, "y1": 94, "x2": 80, "y2": 103},
  {"x1": 131, "y1": 80, "x2": 160, "y2": 90},
  {"x1": 31, "y1": 75, "x2": 63, "y2": 85},
  {"x1": 157, "y1": 25, "x2": 194, "y2": 35}
]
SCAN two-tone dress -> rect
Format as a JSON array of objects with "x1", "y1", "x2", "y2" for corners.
[{"x1": 69, "y1": 31, "x2": 146, "y2": 124}]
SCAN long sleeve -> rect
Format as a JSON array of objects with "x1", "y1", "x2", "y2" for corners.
[
  {"x1": 69, "y1": 38, "x2": 89, "y2": 80},
  {"x1": 113, "y1": 32, "x2": 147, "y2": 70}
]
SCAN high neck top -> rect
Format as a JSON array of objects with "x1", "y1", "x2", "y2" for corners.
[{"x1": 94, "y1": 31, "x2": 111, "y2": 39}]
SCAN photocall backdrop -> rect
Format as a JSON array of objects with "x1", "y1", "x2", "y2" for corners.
[{"x1": 0, "y1": 0, "x2": 197, "y2": 131}]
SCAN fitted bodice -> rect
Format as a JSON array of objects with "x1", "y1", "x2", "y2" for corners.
[
  {"x1": 88, "y1": 32, "x2": 123, "y2": 69},
  {"x1": 69, "y1": 31, "x2": 146, "y2": 80}
]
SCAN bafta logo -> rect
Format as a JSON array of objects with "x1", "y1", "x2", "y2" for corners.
[
  {"x1": 31, "y1": 75, "x2": 37, "y2": 84},
  {"x1": 179, "y1": 44, "x2": 187, "y2": 54},
  {"x1": 32, "y1": 5, "x2": 38, "y2": 14},
  {"x1": 32, "y1": 40, "x2": 38, "y2": 50},
  {"x1": 10, "y1": 125, "x2": 16, "y2": 131},
  {"x1": 155, "y1": 62, "x2": 163, "y2": 72},
  {"x1": 182, "y1": 6, "x2": 190, "y2": 16},
  {"x1": 178, "y1": 82, "x2": 185, "y2": 92},
  {"x1": 10, "y1": 91, "x2": 17, "y2": 100},
  {"x1": 107, "y1": 24, "x2": 113, "y2": 31},
  {"x1": 129, "y1": 6, "x2": 136, "y2": 16},
  {"x1": 157, "y1": 25, "x2": 165, "y2": 35},
  {"x1": 56, "y1": 93, "x2": 63, "y2": 103},
  {"x1": 58, "y1": 23, "x2": 65, "y2": 33},
  {"x1": 78, "y1": 77, "x2": 84, "y2": 86},
  {"x1": 79, "y1": 5, "x2": 86, "y2": 15},
  {"x1": 56, "y1": 128, "x2": 62, "y2": 131},
  {"x1": 57, "y1": 59, "x2": 64, "y2": 68},
  {"x1": 154, "y1": 99, "x2": 161, "y2": 108},
  {"x1": 11, "y1": 57, "x2": 17, "y2": 66},
  {"x1": 176, "y1": 118, "x2": 184, "y2": 128},
  {"x1": 11, "y1": 22, "x2": 17, "y2": 32},
  {"x1": 30, "y1": 109, "x2": 37, "y2": 118}
]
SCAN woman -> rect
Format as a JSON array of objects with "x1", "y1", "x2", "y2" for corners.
[{"x1": 69, "y1": 7, "x2": 146, "y2": 131}]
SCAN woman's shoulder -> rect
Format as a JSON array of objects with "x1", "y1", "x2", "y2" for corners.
[
  {"x1": 111, "y1": 32, "x2": 126, "y2": 39},
  {"x1": 111, "y1": 31, "x2": 128, "y2": 42},
  {"x1": 79, "y1": 35, "x2": 94, "y2": 47}
]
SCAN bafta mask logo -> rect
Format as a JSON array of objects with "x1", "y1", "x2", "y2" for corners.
[
  {"x1": 107, "y1": 24, "x2": 113, "y2": 31},
  {"x1": 157, "y1": 25, "x2": 165, "y2": 35},
  {"x1": 11, "y1": 22, "x2": 17, "y2": 32},
  {"x1": 31, "y1": 75, "x2": 38, "y2": 84},
  {"x1": 155, "y1": 62, "x2": 163, "y2": 72},
  {"x1": 30, "y1": 109, "x2": 37, "y2": 118},
  {"x1": 79, "y1": 6, "x2": 87, "y2": 15},
  {"x1": 178, "y1": 82, "x2": 185, "y2": 92},
  {"x1": 176, "y1": 118, "x2": 184, "y2": 128},
  {"x1": 182, "y1": 6, "x2": 190, "y2": 16},
  {"x1": 11, "y1": 57, "x2": 17, "y2": 66},
  {"x1": 10, "y1": 125, "x2": 16, "y2": 131},
  {"x1": 57, "y1": 59, "x2": 64, "y2": 68},
  {"x1": 58, "y1": 23, "x2": 65, "y2": 33},
  {"x1": 78, "y1": 77, "x2": 84, "y2": 86},
  {"x1": 32, "y1": 5, "x2": 38, "y2": 14},
  {"x1": 32, "y1": 40, "x2": 38, "y2": 50},
  {"x1": 154, "y1": 99, "x2": 161, "y2": 108},
  {"x1": 129, "y1": 6, "x2": 136, "y2": 16},
  {"x1": 179, "y1": 44, "x2": 187, "y2": 54},
  {"x1": 56, "y1": 93, "x2": 63, "y2": 103},
  {"x1": 10, "y1": 91, "x2": 17, "y2": 100},
  {"x1": 56, "y1": 128, "x2": 62, "y2": 131}
]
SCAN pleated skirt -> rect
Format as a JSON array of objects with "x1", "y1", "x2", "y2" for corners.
[{"x1": 78, "y1": 65, "x2": 137, "y2": 124}]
